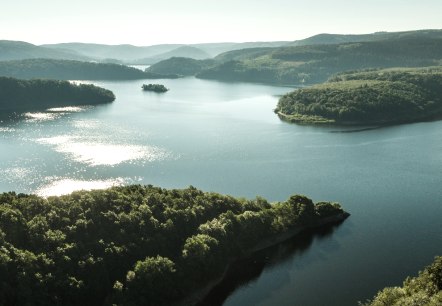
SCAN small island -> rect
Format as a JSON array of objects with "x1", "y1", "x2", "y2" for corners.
[
  {"x1": 275, "y1": 67, "x2": 442, "y2": 125},
  {"x1": 0, "y1": 77, "x2": 115, "y2": 112},
  {"x1": 142, "y1": 83, "x2": 169, "y2": 93},
  {"x1": 0, "y1": 185, "x2": 348, "y2": 306},
  {"x1": 361, "y1": 256, "x2": 442, "y2": 305}
]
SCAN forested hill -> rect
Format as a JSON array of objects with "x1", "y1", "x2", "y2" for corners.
[
  {"x1": 147, "y1": 34, "x2": 442, "y2": 85},
  {"x1": 0, "y1": 185, "x2": 347, "y2": 305},
  {"x1": 0, "y1": 40, "x2": 88, "y2": 61},
  {"x1": 0, "y1": 77, "x2": 115, "y2": 111},
  {"x1": 197, "y1": 36, "x2": 442, "y2": 84},
  {"x1": 275, "y1": 67, "x2": 442, "y2": 125},
  {"x1": 0, "y1": 59, "x2": 178, "y2": 80}
]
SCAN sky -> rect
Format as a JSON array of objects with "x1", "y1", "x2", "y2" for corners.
[{"x1": 1, "y1": 0, "x2": 441, "y2": 46}]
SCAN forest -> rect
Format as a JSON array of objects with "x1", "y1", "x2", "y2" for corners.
[
  {"x1": 0, "y1": 77, "x2": 115, "y2": 111},
  {"x1": 0, "y1": 59, "x2": 179, "y2": 80},
  {"x1": 275, "y1": 67, "x2": 442, "y2": 125},
  {"x1": 361, "y1": 256, "x2": 442, "y2": 306},
  {"x1": 0, "y1": 185, "x2": 347, "y2": 305},
  {"x1": 146, "y1": 35, "x2": 442, "y2": 85}
]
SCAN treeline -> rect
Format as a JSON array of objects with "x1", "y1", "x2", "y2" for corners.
[
  {"x1": 361, "y1": 256, "x2": 442, "y2": 306},
  {"x1": 0, "y1": 59, "x2": 179, "y2": 80},
  {"x1": 147, "y1": 35, "x2": 442, "y2": 85},
  {"x1": 275, "y1": 67, "x2": 442, "y2": 125},
  {"x1": 0, "y1": 185, "x2": 347, "y2": 305},
  {"x1": 0, "y1": 77, "x2": 115, "y2": 111}
]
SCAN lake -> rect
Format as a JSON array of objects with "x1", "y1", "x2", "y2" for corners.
[{"x1": 0, "y1": 77, "x2": 441, "y2": 305}]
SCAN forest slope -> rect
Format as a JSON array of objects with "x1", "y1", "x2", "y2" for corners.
[{"x1": 0, "y1": 59, "x2": 177, "y2": 80}]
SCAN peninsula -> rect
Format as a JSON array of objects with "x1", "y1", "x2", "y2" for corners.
[
  {"x1": 0, "y1": 77, "x2": 115, "y2": 111},
  {"x1": 0, "y1": 185, "x2": 348, "y2": 306},
  {"x1": 275, "y1": 67, "x2": 442, "y2": 125}
]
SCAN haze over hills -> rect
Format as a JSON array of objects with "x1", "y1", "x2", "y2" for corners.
[{"x1": 0, "y1": 40, "x2": 90, "y2": 61}]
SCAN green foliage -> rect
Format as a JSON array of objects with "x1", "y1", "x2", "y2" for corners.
[
  {"x1": 0, "y1": 77, "x2": 115, "y2": 111},
  {"x1": 146, "y1": 57, "x2": 215, "y2": 76},
  {"x1": 275, "y1": 67, "x2": 442, "y2": 125},
  {"x1": 0, "y1": 58, "x2": 178, "y2": 80},
  {"x1": 141, "y1": 83, "x2": 169, "y2": 93},
  {"x1": 362, "y1": 256, "x2": 442, "y2": 306},
  {"x1": 0, "y1": 185, "x2": 346, "y2": 305},
  {"x1": 196, "y1": 35, "x2": 442, "y2": 85}
]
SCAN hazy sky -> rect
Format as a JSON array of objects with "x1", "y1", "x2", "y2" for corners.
[{"x1": 1, "y1": 0, "x2": 441, "y2": 46}]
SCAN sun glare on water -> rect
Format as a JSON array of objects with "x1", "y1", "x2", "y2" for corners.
[{"x1": 36, "y1": 178, "x2": 124, "y2": 197}]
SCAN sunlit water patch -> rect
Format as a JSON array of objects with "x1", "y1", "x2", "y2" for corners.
[
  {"x1": 47, "y1": 106, "x2": 88, "y2": 112},
  {"x1": 36, "y1": 135, "x2": 170, "y2": 166},
  {"x1": 24, "y1": 112, "x2": 62, "y2": 122},
  {"x1": 36, "y1": 178, "x2": 125, "y2": 197}
]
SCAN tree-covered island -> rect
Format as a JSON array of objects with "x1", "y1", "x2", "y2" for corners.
[
  {"x1": 0, "y1": 77, "x2": 115, "y2": 112},
  {"x1": 142, "y1": 83, "x2": 169, "y2": 93},
  {"x1": 275, "y1": 67, "x2": 442, "y2": 125},
  {"x1": 0, "y1": 185, "x2": 348, "y2": 305}
]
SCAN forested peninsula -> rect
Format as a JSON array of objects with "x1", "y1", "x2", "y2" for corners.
[
  {"x1": 0, "y1": 185, "x2": 348, "y2": 305},
  {"x1": 0, "y1": 59, "x2": 179, "y2": 80},
  {"x1": 0, "y1": 77, "x2": 115, "y2": 111},
  {"x1": 361, "y1": 256, "x2": 442, "y2": 306},
  {"x1": 275, "y1": 67, "x2": 442, "y2": 125}
]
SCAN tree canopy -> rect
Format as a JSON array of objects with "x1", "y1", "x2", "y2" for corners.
[
  {"x1": 0, "y1": 185, "x2": 347, "y2": 305},
  {"x1": 275, "y1": 67, "x2": 442, "y2": 125},
  {"x1": 0, "y1": 77, "x2": 115, "y2": 111},
  {"x1": 361, "y1": 256, "x2": 442, "y2": 306}
]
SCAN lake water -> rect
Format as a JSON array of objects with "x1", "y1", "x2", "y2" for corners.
[{"x1": 1, "y1": 77, "x2": 441, "y2": 305}]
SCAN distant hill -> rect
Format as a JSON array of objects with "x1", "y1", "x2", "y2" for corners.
[
  {"x1": 0, "y1": 77, "x2": 115, "y2": 111},
  {"x1": 287, "y1": 29, "x2": 442, "y2": 46},
  {"x1": 41, "y1": 41, "x2": 291, "y2": 63},
  {"x1": 42, "y1": 42, "x2": 183, "y2": 62},
  {"x1": 196, "y1": 35, "x2": 442, "y2": 84},
  {"x1": 147, "y1": 57, "x2": 216, "y2": 76},
  {"x1": 0, "y1": 40, "x2": 89, "y2": 61},
  {"x1": 0, "y1": 59, "x2": 178, "y2": 80},
  {"x1": 275, "y1": 67, "x2": 442, "y2": 125}
]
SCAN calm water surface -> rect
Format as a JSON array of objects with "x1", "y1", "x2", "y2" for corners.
[{"x1": 0, "y1": 77, "x2": 441, "y2": 305}]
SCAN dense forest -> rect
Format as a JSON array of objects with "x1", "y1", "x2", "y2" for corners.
[
  {"x1": 275, "y1": 67, "x2": 442, "y2": 125},
  {"x1": 147, "y1": 35, "x2": 442, "y2": 85},
  {"x1": 361, "y1": 256, "x2": 442, "y2": 306},
  {"x1": 0, "y1": 59, "x2": 178, "y2": 80},
  {"x1": 147, "y1": 57, "x2": 215, "y2": 76},
  {"x1": 0, "y1": 77, "x2": 115, "y2": 111},
  {"x1": 0, "y1": 185, "x2": 347, "y2": 305}
]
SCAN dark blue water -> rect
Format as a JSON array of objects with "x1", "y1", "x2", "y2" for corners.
[{"x1": 0, "y1": 77, "x2": 441, "y2": 305}]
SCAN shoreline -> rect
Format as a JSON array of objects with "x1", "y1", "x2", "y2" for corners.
[{"x1": 176, "y1": 212, "x2": 350, "y2": 306}]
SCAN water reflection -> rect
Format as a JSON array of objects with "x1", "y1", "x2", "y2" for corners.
[
  {"x1": 198, "y1": 221, "x2": 345, "y2": 306},
  {"x1": 36, "y1": 178, "x2": 125, "y2": 197},
  {"x1": 36, "y1": 135, "x2": 169, "y2": 166}
]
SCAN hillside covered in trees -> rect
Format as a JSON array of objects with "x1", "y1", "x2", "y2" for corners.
[
  {"x1": 0, "y1": 185, "x2": 347, "y2": 305},
  {"x1": 361, "y1": 256, "x2": 442, "y2": 306},
  {"x1": 147, "y1": 34, "x2": 442, "y2": 85},
  {"x1": 0, "y1": 59, "x2": 178, "y2": 80},
  {"x1": 275, "y1": 67, "x2": 442, "y2": 125},
  {"x1": 0, "y1": 77, "x2": 115, "y2": 111}
]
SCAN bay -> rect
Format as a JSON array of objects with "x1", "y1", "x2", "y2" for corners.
[{"x1": 0, "y1": 77, "x2": 441, "y2": 305}]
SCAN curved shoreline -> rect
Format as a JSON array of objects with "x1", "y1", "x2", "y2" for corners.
[{"x1": 176, "y1": 212, "x2": 350, "y2": 306}]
